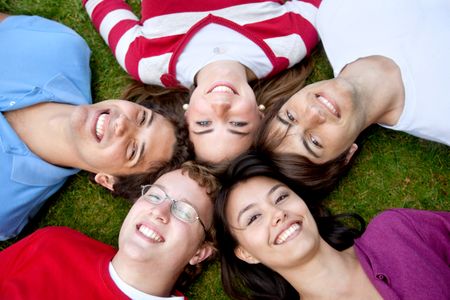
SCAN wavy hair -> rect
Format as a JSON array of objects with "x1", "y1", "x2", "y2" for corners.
[
  {"x1": 214, "y1": 153, "x2": 364, "y2": 300},
  {"x1": 173, "y1": 161, "x2": 221, "y2": 292}
]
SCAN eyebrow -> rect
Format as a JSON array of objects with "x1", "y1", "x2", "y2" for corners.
[
  {"x1": 276, "y1": 115, "x2": 320, "y2": 159},
  {"x1": 192, "y1": 128, "x2": 250, "y2": 136},
  {"x1": 133, "y1": 110, "x2": 155, "y2": 167},
  {"x1": 236, "y1": 183, "x2": 284, "y2": 224},
  {"x1": 302, "y1": 139, "x2": 319, "y2": 158}
]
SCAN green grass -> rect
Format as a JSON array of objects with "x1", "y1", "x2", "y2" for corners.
[{"x1": 1, "y1": 1, "x2": 449, "y2": 299}]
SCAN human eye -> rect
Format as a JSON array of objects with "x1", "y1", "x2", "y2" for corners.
[
  {"x1": 138, "y1": 110, "x2": 146, "y2": 126},
  {"x1": 196, "y1": 120, "x2": 211, "y2": 127},
  {"x1": 246, "y1": 213, "x2": 261, "y2": 226},
  {"x1": 148, "y1": 193, "x2": 163, "y2": 203},
  {"x1": 230, "y1": 121, "x2": 248, "y2": 127},
  {"x1": 274, "y1": 192, "x2": 289, "y2": 204},
  {"x1": 286, "y1": 110, "x2": 295, "y2": 122},
  {"x1": 127, "y1": 141, "x2": 138, "y2": 160},
  {"x1": 173, "y1": 202, "x2": 196, "y2": 222},
  {"x1": 309, "y1": 134, "x2": 322, "y2": 148}
]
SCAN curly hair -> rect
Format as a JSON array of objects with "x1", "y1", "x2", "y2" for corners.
[
  {"x1": 214, "y1": 153, "x2": 364, "y2": 300},
  {"x1": 108, "y1": 82, "x2": 194, "y2": 200},
  {"x1": 173, "y1": 161, "x2": 221, "y2": 292}
]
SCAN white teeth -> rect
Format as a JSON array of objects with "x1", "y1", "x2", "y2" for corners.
[
  {"x1": 210, "y1": 85, "x2": 235, "y2": 94},
  {"x1": 95, "y1": 113, "x2": 107, "y2": 140},
  {"x1": 138, "y1": 225, "x2": 163, "y2": 242},
  {"x1": 318, "y1": 96, "x2": 338, "y2": 116},
  {"x1": 275, "y1": 223, "x2": 301, "y2": 245}
]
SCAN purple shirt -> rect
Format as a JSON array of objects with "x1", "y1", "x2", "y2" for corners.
[{"x1": 354, "y1": 209, "x2": 450, "y2": 299}]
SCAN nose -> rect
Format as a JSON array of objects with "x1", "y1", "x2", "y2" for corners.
[
  {"x1": 304, "y1": 105, "x2": 326, "y2": 126},
  {"x1": 114, "y1": 114, "x2": 132, "y2": 136},
  {"x1": 271, "y1": 207, "x2": 287, "y2": 227},
  {"x1": 150, "y1": 199, "x2": 172, "y2": 224},
  {"x1": 211, "y1": 100, "x2": 231, "y2": 118}
]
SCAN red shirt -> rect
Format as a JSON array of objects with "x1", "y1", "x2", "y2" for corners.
[{"x1": 0, "y1": 227, "x2": 186, "y2": 299}]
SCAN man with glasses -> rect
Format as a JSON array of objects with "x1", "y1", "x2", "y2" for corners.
[{"x1": 0, "y1": 162, "x2": 218, "y2": 299}]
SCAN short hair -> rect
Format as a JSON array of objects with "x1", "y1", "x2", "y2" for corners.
[
  {"x1": 109, "y1": 82, "x2": 194, "y2": 200},
  {"x1": 214, "y1": 153, "x2": 364, "y2": 300},
  {"x1": 254, "y1": 97, "x2": 354, "y2": 197},
  {"x1": 175, "y1": 161, "x2": 220, "y2": 292}
]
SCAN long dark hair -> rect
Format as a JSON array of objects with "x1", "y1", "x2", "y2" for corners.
[{"x1": 214, "y1": 153, "x2": 365, "y2": 300}]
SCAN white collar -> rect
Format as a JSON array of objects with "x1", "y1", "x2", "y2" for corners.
[{"x1": 108, "y1": 262, "x2": 184, "y2": 300}]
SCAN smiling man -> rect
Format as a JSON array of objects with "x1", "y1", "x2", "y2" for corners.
[
  {"x1": 0, "y1": 162, "x2": 218, "y2": 299},
  {"x1": 0, "y1": 14, "x2": 188, "y2": 240},
  {"x1": 255, "y1": 0, "x2": 449, "y2": 191}
]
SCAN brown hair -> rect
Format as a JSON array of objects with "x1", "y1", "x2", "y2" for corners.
[
  {"x1": 193, "y1": 58, "x2": 315, "y2": 166},
  {"x1": 109, "y1": 81, "x2": 194, "y2": 200},
  {"x1": 254, "y1": 96, "x2": 353, "y2": 196},
  {"x1": 252, "y1": 57, "x2": 314, "y2": 111},
  {"x1": 175, "y1": 161, "x2": 220, "y2": 292}
]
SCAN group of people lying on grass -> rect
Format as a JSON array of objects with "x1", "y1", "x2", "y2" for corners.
[{"x1": 0, "y1": 0, "x2": 449, "y2": 298}]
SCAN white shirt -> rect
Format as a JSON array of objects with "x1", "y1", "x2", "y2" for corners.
[
  {"x1": 317, "y1": 0, "x2": 450, "y2": 145},
  {"x1": 109, "y1": 263, "x2": 184, "y2": 300}
]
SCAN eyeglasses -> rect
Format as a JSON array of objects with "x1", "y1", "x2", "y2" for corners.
[{"x1": 141, "y1": 185, "x2": 207, "y2": 233}]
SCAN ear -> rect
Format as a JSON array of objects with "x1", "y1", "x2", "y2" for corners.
[
  {"x1": 189, "y1": 243, "x2": 215, "y2": 265},
  {"x1": 259, "y1": 110, "x2": 265, "y2": 119},
  {"x1": 94, "y1": 173, "x2": 117, "y2": 191},
  {"x1": 345, "y1": 143, "x2": 358, "y2": 164},
  {"x1": 234, "y1": 246, "x2": 260, "y2": 264}
]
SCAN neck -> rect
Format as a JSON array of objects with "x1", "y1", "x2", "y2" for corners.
[
  {"x1": 278, "y1": 241, "x2": 369, "y2": 299},
  {"x1": 4, "y1": 102, "x2": 87, "y2": 170},
  {"x1": 111, "y1": 252, "x2": 181, "y2": 297},
  {"x1": 338, "y1": 55, "x2": 405, "y2": 126}
]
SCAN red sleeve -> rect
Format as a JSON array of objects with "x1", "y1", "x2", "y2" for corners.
[
  {"x1": 0, "y1": 228, "x2": 53, "y2": 285},
  {"x1": 83, "y1": 0, "x2": 140, "y2": 71}
]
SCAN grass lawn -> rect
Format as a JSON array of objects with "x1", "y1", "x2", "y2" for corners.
[{"x1": 1, "y1": 1, "x2": 449, "y2": 299}]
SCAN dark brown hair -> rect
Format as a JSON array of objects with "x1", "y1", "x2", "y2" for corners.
[
  {"x1": 254, "y1": 96, "x2": 354, "y2": 197},
  {"x1": 252, "y1": 57, "x2": 313, "y2": 111},
  {"x1": 110, "y1": 82, "x2": 194, "y2": 200},
  {"x1": 214, "y1": 153, "x2": 364, "y2": 300}
]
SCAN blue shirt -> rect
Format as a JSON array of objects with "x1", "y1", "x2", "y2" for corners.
[{"x1": 0, "y1": 15, "x2": 92, "y2": 240}]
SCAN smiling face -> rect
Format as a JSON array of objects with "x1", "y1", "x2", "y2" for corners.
[
  {"x1": 117, "y1": 169, "x2": 213, "y2": 268},
  {"x1": 185, "y1": 63, "x2": 262, "y2": 163},
  {"x1": 69, "y1": 100, "x2": 176, "y2": 176},
  {"x1": 268, "y1": 79, "x2": 364, "y2": 164},
  {"x1": 226, "y1": 176, "x2": 321, "y2": 271}
]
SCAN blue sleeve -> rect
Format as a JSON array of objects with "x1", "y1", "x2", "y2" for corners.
[{"x1": 0, "y1": 15, "x2": 92, "y2": 105}]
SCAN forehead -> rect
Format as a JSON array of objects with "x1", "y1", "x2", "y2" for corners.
[
  {"x1": 100, "y1": 99, "x2": 144, "y2": 110},
  {"x1": 154, "y1": 169, "x2": 210, "y2": 207},
  {"x1": 229, "y1": 177, "x2": 279, "y2": 206},
  {"x1": 192, "y1": 132, "x2": 254, "y2": 162}
]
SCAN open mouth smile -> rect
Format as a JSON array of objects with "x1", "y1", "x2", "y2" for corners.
[
  {"x1": 137, "y1": 224, "x2": 164, "y2": 243},
  {"x1": 207, "y1": 83, "x2": 238, "y2": 95},
  {"x1": 316, "y1": 94, "x2": 340, "y2": 118},
  {"x1": 94, "y1": 111, "x2": 110, "y2": 142},
  {"x1": 274, "y1": 221, "x2": 302, "y2": 245}
]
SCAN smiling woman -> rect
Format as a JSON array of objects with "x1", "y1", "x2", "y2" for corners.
[
  {"x1": 83, "y1": 0, "x2": 321, "y2": 163},
  {"x1": 0, "y1": 14, "x2": 191, "y2": 240},
  {"x1": 214, "y1": 153, "x2": 450, "y2": 300}
]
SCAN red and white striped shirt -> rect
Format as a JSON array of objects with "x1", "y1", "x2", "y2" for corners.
[{"x1": 83, "y1": 0, "x2": 320, "y2": 87}]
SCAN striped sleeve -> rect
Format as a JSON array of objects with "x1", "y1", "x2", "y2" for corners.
[{"x1": 83, "y1": 0, "x2": 141, "y2": 79}]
